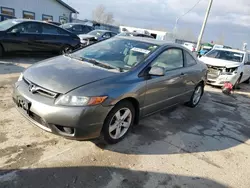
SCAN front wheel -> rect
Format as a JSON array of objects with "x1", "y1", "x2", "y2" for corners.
[
  {"x1": 103, "y1": 101, "x2": 135, "y2": 144},
  {"x1": 60, "y1": 45, "x2": 73, "y2": 55},
  {"x1": 186, "y1": 84, "x2": 204, "y2": 108}
]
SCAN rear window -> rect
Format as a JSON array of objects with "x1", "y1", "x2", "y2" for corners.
[{"x1": 0, "y1": 19, "x2": 22, "y2": 31}]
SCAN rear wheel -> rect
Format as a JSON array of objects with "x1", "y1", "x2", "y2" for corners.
[
  {"x1": 186, "y1": 83, "x2": 204, "y2": 108},
  {"x1": 103, "y1": 101, "x2": 135, "y2": 144}
]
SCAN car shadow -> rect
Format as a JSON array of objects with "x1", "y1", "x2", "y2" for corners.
[
  {"x1": 0, "y1": 166, "x2": 227, "y2": 188},
  {"x1": 93, "y1": 85, "x2": 250, "y2": 155}
]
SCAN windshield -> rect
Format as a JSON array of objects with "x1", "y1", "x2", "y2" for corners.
[
  {"x1": 205, "y1": 50, "x2": 244, "y2": 63},
  {"x1": 0, "y1": 19, "x2": 22, "y2": 31},
  {"x1": 87, "y1": 30, "x2": 105, "y2": 36},
  {"x1": 60, "y1": 24, "x2": 72, "y2": 29},
  {"x1": 72, "y1": 38, "x2": 159, "y2": 71}
]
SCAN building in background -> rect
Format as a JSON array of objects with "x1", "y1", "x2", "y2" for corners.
[{"x1": 0, "y1": 0, "x2": 78, "y2": 23}]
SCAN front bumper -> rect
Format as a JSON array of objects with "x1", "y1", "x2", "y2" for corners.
[
  {"x1": 207, "y1": 74, "x2": 238, "y2": 87},
  {"x1": 12, "y1": 80, "x2": 112, "y2": 140}
]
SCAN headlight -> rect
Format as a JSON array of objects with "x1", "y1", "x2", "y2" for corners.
[
  {"x1": 18, "y1": 73, "x2": 23, "y2": 81},
  {"x1": 220, "y1": 67, "x2": 238, "y2": 75},
  {"x1": 55, "y1": 95, "x2": 107, "y2": 106},
  {"x1": 80, "y1": 39, "x2": 86, "y2": 43}
]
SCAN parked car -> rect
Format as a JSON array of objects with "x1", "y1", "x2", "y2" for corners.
[
  {"x1": 199, "y1": 48, "x2": 250, "y2": 87},
  {"x1": 117, "y1": 32, "x2": 154, "y2": 39},
  {"x1": 13, "y1": 36, "x2": 207, "y2": 144},
  {"x1": 45, "y1": 21, "x2": 61, "y2": 26},
  {"x1": 0, "y1": 19, "x2": 81, "y2": 56},
  {"x1": 0, "y1": 14, "x2": 16, "y2": 22},
  {"x1": 60, "y1": 23, "x2": 94, "y2": 35},
  {"x1": 78, "y1": 29, "x2": 117, "y2": 46},
  {"x1": 182, "y1": 42, "x2": 196, "y2": 52}
]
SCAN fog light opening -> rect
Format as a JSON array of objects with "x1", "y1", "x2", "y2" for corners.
[{"x1": 55, "y1": 125, "x2": 74, "y2": 135}]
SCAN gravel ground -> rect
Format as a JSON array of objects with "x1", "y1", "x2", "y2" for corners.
[{"x1": 0, "y1": 56, "x2": 250, "y2": 188}]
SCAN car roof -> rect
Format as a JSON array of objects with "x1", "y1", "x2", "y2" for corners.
[
  {"x1": 212, "y1": 48, "x2": 246, "y2": 53},
  {"x1": 115, "y1": 36, "x2": 177, "y2": 46},
  {"x1": 91, "y1": 29, "x2": 115, "y2": 33}
]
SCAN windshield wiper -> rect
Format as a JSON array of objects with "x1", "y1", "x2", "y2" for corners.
[{"x1": 65, "y1": 54, "x2": 124, "y2": 72}]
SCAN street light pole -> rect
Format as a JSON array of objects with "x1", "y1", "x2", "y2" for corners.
[{"x1": 196, "y1": 0, "x2": 213, "y2": 52}]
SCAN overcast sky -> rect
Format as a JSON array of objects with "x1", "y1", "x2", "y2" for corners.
[{"x1": 64, "y1": 0, "x2": 250, "y2": 48}]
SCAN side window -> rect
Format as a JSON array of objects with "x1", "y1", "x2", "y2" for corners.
[
  {"x1": 103, "y1": 32, "x2": 111, "y2": 38},
  {"x1": 247, "y1": 54, "x2": 250, "y2": 63},
  {"x1": 111, "y1": 32, "x2": 117, "y2": 37},
  {"x1": 185, "y1": 51, "x2": 197, "y2": 66},
  {"x1": 82, "y1": 26, "x2": 91, "y2": 33},
  {"x1": 151, "y1": 48, "x2": 184, "y2": 71},
  {"x1": 12, "y1": 22, "x2": 41, "y2": 34},
  {"x1": 72, "y1": 25, "x2": 82, "y2": 32},
  {"x1": 57, "y1": 27, "x2": 70, "y2": 35},
  {"x1": 42, "y1": 24, "x2": 59, "y2": 35}
]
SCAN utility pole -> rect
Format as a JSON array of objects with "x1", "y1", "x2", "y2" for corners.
[{"x1": 196, "y1": 0, "x2": 213, "y2": 52}]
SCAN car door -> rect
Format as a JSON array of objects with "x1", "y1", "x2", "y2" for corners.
[
  {"x1": 182, "y1": 50, "x2": 199, "y2": 93},
  {"x1": 39, "y1": 23, "x2": 70, "y2": 52},
  {"x1": 242, "y1": 54, "x2": 250, "y2": 81},
  {"x1": 142, "y1": 48, "x2": 187, "y2": 116},
  {"x1": 3, "y1": 22, "x2": 42, "y2": 52}
]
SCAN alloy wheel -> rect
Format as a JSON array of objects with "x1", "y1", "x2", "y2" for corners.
[
  {"x1": 192, "y1": 85, "x2": 202, "y2": 105},
  {"x1": 108, "y1": 108, "x2": 132, "y2": 139}
]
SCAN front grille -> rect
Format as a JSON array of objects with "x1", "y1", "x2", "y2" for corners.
[
  {"x1": 23, "y1": 77, "x2": 58, "y2": 98},
  {"x1": 207, "y1": 65, "x2": 223, "y2": 80}
]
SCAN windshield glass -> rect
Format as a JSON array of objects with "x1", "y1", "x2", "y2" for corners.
[
  {"x1": 87, "y1": 30, "x2": 105, "y2": 36},
  {"x1": 72, "y1": 38, "x2": 159, "y2": 71},
  {"x1": 0, "y1": 19, "x2": 22, "y2": 31},
  {"x1": 60, "y1": 24, "x2": 72, "y2": 29},
  {"x1": 205, "y1": 50, "x2": 244, "y2": 63}
]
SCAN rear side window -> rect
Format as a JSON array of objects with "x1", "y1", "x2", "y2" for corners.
[
  {"x1": 248, "y1": 54, "x2": 250, "y2": 62},
  {"x1": 13, "y1": 22, "x2": 42, "y2": 34},
  {"x1": 42, "y1": 24, "x2": 60, "y2": 34},
  {"x1": 185, "y1": 51, "x2": 197, "y2": 66}
]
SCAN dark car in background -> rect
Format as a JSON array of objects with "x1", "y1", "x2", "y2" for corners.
[
  {"x1": 78, "y1": 29, "x2": 117, "y2": 46},
  {"x1": 0, "y1": 19, "x2": 81, "y2": 57},
  {"x1": 118, "y1": 32, "x2": 154, "y2": 39},
  {"x1": 0, "y1": 14, "x2": 16, "y2": 22},
  {"x1": 60, "y1": 23, "x2": 94, "y2": 35},
  {"x1": 13, "y1": 36, "x2": 207, "y2": 144}
]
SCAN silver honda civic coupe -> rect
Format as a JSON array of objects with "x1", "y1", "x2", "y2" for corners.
[{"x1": 13, "y1": 36, "x2": 207, "y2": 144}]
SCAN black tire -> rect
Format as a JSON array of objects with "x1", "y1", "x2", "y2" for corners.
[
  {"x1": 243, "y1": 76, "x2": 250, "y2": 84},
  {"x1": 234, "y1": 75, "x2": 242, "y2": 89},
  {"x1": 103, "y1": 101, "x2": 135, "y2": 144},
  {"x1": 60, "y1": 45, "x2": 72, "y2": 55},
  {"x1": 186, "y1": 83, "x2": 204, "y2": 108},
  {"x1": 0, "y1": 44, "x2": 3, "y2": 57}
]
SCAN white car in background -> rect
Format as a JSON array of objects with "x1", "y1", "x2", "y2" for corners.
[
  {"x1": 182, "y1": 42, "x2": 196, "y2": 52},
  {"x1": 199, "y1": 48, "x2": 250, "y2": 87}
]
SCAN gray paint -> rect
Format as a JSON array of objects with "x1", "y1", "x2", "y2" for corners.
[{"x1": 13, "y1": 37, "x2": 207, "y2": 139}]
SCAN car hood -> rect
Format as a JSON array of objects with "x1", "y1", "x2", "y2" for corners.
[
  {"x1": 199, "y1": 57, "x2": 241, "y2": 68},
  {"x1": 23, "y1": 56, "x2": 118, "y2": 94},
  {"x1": 78, "y1": 34, "x2": 96, "y2": 39}
]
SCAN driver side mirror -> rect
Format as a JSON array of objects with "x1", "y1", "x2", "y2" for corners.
[{"x1": 149, "y1": 66, "x2": 165, "y2": 76}]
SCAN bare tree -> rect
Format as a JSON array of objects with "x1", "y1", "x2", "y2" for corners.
[{"x1": 92, "y1": 5, "x2": 115, "y2": 24}]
